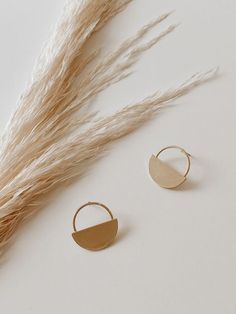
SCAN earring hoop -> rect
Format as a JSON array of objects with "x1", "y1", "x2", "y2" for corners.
[
  {"x1": 72, "y1": 202, "x2": 118, "y2": 251},
  {"x1": 149, "y1": 145, "x2": 192, "y2": 189}
]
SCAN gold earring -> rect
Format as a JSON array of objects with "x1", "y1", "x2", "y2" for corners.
[
  {"x1": 72, "y1": 201, "x2": 118, "y2": 251},
  {"x1": 149, "y1": 145, "x2": 191, "y2": 189}
]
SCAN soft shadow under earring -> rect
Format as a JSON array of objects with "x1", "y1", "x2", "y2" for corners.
[{"x1": 149, "y1": 145, "x2": 192, "y2": 189}]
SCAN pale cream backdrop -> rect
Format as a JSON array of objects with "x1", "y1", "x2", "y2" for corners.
[{"x1": 0, "y1": 0, "x2": 235, "y2": 313}]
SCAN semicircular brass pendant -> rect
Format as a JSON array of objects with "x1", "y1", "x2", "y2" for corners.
[
  {"x1": 72, "y1": 219, "x2": 118, "y2": 251},
  {"x1": 149, "y1": 155, "x2": 186, "y2": 189},
  {"x1": 72, "y1": 202, "x2": 118, "y2": 251}
]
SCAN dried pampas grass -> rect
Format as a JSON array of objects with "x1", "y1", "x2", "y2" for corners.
[{"x1": 0, "y1": 0, "x2": 216, "y2": 256}]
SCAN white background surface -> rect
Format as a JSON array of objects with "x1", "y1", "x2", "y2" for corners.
[{"x1": 0, "y1": 1, "x2": 236, "y2": 313}]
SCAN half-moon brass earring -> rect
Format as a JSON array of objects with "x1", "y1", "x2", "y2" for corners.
[
  {"x1": 72, "y1": 201, "x2": 118, "y2": 251},
  {"x1": 149, "y1": 145, "x2": 192, "y2": 189}
]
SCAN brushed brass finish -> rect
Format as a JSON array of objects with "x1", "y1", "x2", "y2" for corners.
[
  {"x1": 149, "y1": 146, "x2": 191, "y2": 189},
  {"x1": 72, "y1": 202, "x2": 118, "y2": 251},
  {"x1": 72, "y1": 219, "x2": 118, "y2": 251}
]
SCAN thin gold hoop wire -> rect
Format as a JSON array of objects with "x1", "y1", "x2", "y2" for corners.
[
  {"x1": 156, "y1": 145, "x2": 191, "y2": 178},
  {"x1": 73, "y1": 202, "x2": 114, "y2": 232}
]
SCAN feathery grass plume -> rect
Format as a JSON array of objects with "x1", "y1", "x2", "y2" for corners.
[{"x1": 0, "y1": 0, "x2": 216, "y2": 255}]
